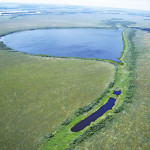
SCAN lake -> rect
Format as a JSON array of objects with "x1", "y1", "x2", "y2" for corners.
[{"x1": 1, "y1": 28, "x2": 123, "y2": 62}]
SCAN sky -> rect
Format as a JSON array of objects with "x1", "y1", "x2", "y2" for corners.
[{"x1": 0, "y1": 0, "x2": 150, "y2": 11}]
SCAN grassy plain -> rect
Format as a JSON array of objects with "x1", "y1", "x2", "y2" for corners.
[
  {"x1": 0, "y1": 11, "x2": 149, "y2": 36},
  {"x1": 0, "y1": 44, "x2": 115, "y2": 149}
]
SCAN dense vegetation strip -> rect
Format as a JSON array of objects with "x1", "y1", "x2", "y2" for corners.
[{"x1": 68, "y1": 29, "x2": 137, "y2": 149}]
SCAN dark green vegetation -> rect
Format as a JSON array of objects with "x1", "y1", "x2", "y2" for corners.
[{"x1": 0, "y1": 41, "x2": 13, "y2": 50}]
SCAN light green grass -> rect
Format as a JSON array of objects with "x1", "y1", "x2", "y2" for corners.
[{"x1": 0, "y1": 48, "x2": 115, "y2": 150}]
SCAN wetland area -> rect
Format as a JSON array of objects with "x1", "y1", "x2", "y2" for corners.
[
  {"x1": 0, "y1": 3, "x2": 149, "y2": 150},
  {"x1": 71, "y1": 90, "x2": 121, "y2": 132}
]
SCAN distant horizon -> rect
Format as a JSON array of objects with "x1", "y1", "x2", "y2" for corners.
[
  {"x1": 0, "y1": 0, "x2": 150, "y2": 11},
  {"x1": 0, "y1": 2, "x2": 150, "y2": 13}
]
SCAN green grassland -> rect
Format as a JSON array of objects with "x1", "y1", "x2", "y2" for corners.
[
  {"x1": 0, "y1": 10, "x2": 150, "y2": 150},
  {"x1": 0, "y1": 11, "x2": 149, "y2": 36},
  {"x1": 0, "y1": 44, "x2": 115, "y2": 149}
]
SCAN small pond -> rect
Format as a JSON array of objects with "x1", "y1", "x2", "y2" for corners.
[
  {"x1": 71, "y1": 97, "x2": 116, "y2": 132},
  {"x1": 71, "y1": 90, "x2": 121, "y2": 132},
  {"x1": 1, "y1": 28, "x2": 123, "y2": 62},
  {"x1": 113, "y1": 90, "x2": 121, "y2": 96}
]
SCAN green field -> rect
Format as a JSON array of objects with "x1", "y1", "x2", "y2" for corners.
[{"x1": 0, "y1": 44, "x2": 115, "y2": 149}]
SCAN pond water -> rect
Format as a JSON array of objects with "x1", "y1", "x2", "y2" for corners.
[
  {"x1": 71, "y1": 97, "x2": 116, "y2": 132},
  {"x1": 71, "y1": 90, "x2": 121, "y2": 132},
  {"x1": 1, "y1": 28, "x2": 123, "y2": 62},
  {"x1": 113, "y1": 90, "x2": 121, "y2": 96}
]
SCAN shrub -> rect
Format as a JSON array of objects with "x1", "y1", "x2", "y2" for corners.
[
  {"x1": 44, "y1": 133, "x2": 54, "y2": 141},
  {"x1": 0, "y1": 41, "x2": 12, "y2": 51},
  {"x1": 114, "y1": 105, "x2": 124, "y2": 113},
  {"x1": 61, "y1": 118, "x2": 72, "y2": 125}
]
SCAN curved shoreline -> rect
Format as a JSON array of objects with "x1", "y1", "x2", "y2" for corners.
[
  {"x1": 0, "y1": 27, "x2": 123, "y2": 67},
  {"x1": 0, "y1": 26, "x2": 120, "y2": 37}
]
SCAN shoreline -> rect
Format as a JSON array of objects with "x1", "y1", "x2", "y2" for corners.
[
  {"x1": 0, "y1": 27, "x2": 123, "y2": 66},
  {"x1": 0, "y1": 26, "x2": 121, "y2": 37}
]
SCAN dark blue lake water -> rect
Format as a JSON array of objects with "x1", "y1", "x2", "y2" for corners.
[
  {"x1": 1, "y1": 28, "x2": 123, "y2": 62},
  {"x1": 113, "y1": 90, "x2": 122, "y2": 96},
  {"x1": 71, "y1": 97, "x2": 116, "y2": 132},
  {"x1": 71, "y1": 89, "x2": 121, "y2": 132}
]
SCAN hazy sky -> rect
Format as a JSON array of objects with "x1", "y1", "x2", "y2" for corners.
[{"x1": 0, "y1": 0, "x2": 150, "y2": 11}]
